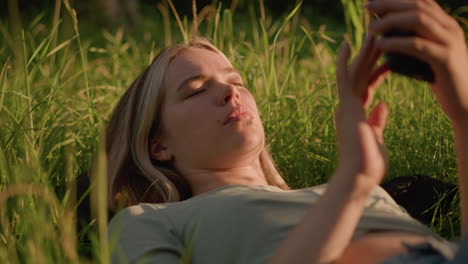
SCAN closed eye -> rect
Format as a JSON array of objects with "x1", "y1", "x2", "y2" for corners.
[{"x1": 186, "y1": 89, "x2": 206, "y2": 99}]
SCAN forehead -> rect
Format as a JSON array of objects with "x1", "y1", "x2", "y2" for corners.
[{"x1": 164, "y1": 48, "x2": 232, "y2": 87}]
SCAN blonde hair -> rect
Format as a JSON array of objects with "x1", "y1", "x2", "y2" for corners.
[{"x1": 106, "y1": 37, "x2": 290, "y2": 211}]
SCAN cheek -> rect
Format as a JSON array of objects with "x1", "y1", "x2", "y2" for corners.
[
  {"x1": 244, "y1": 94, "x2": 261, "y2": 120},
  {"x1": 249, "y1": 98, "x2": 266, "y2": 138},
  {"x1": 163, "y1": 102, "x2": 215, "y2": 140}
]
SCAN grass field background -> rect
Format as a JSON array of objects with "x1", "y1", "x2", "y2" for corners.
[{"x1": 0, "y1": 0, "x2": 467, "y2": 263}]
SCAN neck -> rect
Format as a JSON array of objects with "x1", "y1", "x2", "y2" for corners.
[{"x1": 183, "y1": 161, "x2": 268, "y2": 196}]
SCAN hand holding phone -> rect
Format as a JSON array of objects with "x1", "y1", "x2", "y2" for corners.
[
  {"x1": 365, "y1": 0, "x2": 468, "y2": 123},
  {"x1": 367, "y1": 0, "x2": 435, "y2": 82}
]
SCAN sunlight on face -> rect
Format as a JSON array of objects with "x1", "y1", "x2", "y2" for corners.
[{"x1": 159, "y1": 48, "x2": 266, "y2": 171}]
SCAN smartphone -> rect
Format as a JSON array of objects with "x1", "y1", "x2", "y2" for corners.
[
  {"x1": 382, "y1": 31, "x2": 435, "y2": 83},
  {"x1": 369, "y1": 1, "x2": 435, "y2": 83}
]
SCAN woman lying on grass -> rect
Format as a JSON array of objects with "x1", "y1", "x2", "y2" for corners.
[{"x1": 106, "y1": 0, "x2": 468, "y2": 263}]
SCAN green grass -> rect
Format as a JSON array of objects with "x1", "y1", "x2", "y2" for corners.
[{"x1": 0, "y1": 0, "x2": 467, "y2": 262}]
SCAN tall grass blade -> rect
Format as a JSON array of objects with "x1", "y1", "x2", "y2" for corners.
[
  {"x1": 90, "y1": 129, "x2": 109, "y2": 263},
  {"x1": 167, "y1": 0, "x2": 188, "y2": 43},
  {"x1": 341, "y1": 0, "x2": 365, "y2": 49}
]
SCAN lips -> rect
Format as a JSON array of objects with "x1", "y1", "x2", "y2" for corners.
[{"x1": 223, "y1": 107, "x2": 252, "y2": 125}]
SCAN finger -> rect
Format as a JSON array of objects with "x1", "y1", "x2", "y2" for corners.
[
  {"x1": 365, "y1": 0, "x2": 456, "y2": 29},
  {"x1": 367, "y1": 102, "x2": 388, "y2": 144},
  {"x1": 337, "y1": 41, "x2": 351, "y2": 99},
  {"x1": 368, "y1": 11, "x2": 451, "y2": 46},
  {"x1": 362, "y1": 64, "x2": 390, "y2": 108},
  {"x1": 356, "y1": 44, "x2": 385, "y2": 98},
  {"x1": 368, "y1": 63, "x2": 390, "y2": 91},
  {"x1": 352, "y1": 34, "x2": 377, "y2": 74},
  {"x1": 349, "y1": 34, "x2": 381, "y2": 96},
  {"x1": 354, "y1": 34, "x2": 383, "y2": 77},
  {"x1": 375, "y1": 36, "x2": 445, "y2": 68},
  {"x1": 364, "y1": 39, "x2": 384, "y2": 72}
]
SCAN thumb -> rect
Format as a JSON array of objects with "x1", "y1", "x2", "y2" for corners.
[{"x1": 367, "y1": 102, "x2": 388, "y2": 144}]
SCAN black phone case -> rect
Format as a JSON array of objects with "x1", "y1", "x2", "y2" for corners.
[{"x1": 383, "y1": 31, "x2": 435, "y2": 83}]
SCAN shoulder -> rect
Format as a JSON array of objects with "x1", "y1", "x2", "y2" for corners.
[
  {"x1": 110, "y1": 203, "x2": 166, "y2": 225},
  {"x1": 109, "y1": 202, "x2": 189, "y2": 231},
  {"x1": 112, "y1": 203, "x2": 167, "y2": 218},
  {"x1": 109, "y1": 203, "x2": 187, "y2": 263},
  {"x1": 109, "y1": 204, "x2": 170, "y2": 239}
]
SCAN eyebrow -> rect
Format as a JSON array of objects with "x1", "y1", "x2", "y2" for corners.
[
  {"x1": 223, "y1": 67, "x2": 241, "y2": 76},
  {"x1": 176, "y1": 67, "x2": 241, "y2": 93}
]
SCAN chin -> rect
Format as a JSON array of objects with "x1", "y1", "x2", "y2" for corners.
[{"x1": 229, "y1": 132, "x2": 264, "y2": 153}]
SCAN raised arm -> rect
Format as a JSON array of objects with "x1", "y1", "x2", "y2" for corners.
[
  {"x1": 453, "y1": 116, "x2": 468, "y2": 234},
  {"x1": 268, "y1": 33, "x2": 391, "y2": 263},
  {"x1": 365, "y1": 0, "x2": 468, "y2": 234}
]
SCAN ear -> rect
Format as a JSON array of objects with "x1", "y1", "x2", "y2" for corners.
[{"x1": 149, "y1": 139, "x2": 173, "y2": 162}]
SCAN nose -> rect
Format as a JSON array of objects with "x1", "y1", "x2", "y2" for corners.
[{"x1": 219, "y1": 83, "x2": 241, "y2": 105}]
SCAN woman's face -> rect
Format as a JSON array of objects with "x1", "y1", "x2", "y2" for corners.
[{"x1": 155, "y1": 48, "x2": 265, "y2": 174}]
